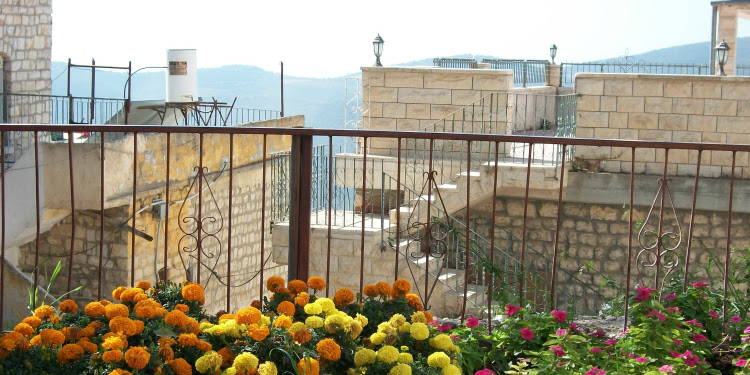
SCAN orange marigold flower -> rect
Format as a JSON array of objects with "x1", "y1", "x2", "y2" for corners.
[
  {"x1": 76, "y1": 338, "x2": 98, "y2": 353},
  {"x1": 177, "y1": 333, "x2": 198, "y2": 347},
  {"x1": 175, "y1": 304, "x2": 189, "y2": 313},
  {"x1": 266, "y1": 276, "x2": 286, "y2": 293},
  {"x1": 1, "y1": 332, "x2": 27, "y2": 351},
  {"x1": 158, "y1": 337, "x2": 177, "y2": 347},
  {"x1": 288, "y1": 279, "x2": 308, "y2": 294},
  {"x1": 109, "y1": 317, "x2": 137, "y2": 336},
  {"x1": 124, "y1": 346, "x2": 150, "y2": 370},
  {"x1": 181, "y1": 283, "x2": 204, "y2": 302},
  {"x1": 236, "y1": 307, "x2": 262, "y2": 325},
  {"x1": 105, "y1": 304, "x2": 130, "y2": 320},
  {"x1": 133, "y1": 319, "x2": 144, "y2": 335},
  {"x1": 49, "y1": 314, "x2": 61, "y2": 324},
  {"x1": 61, "y1": 326, "x2": 83, "y2": 342},
  {"x1": 217, "y1": 346, "x2": 233, "y2": 367},
  {"x1": 424, "y1": 311, "x2": 434, "y2": 323},
  {"x1": 274, "y1": 314, "x2": 292, "y2": 329},
  {"x1": 218, "y1": 313, "x2": 235, "y2": 322},
  {"x1": 250, "y1": 300, "x2": 262, "y2": 309},
  {"x1": 136, "y1": 281, "x2": 151, "y2": 290},
  {"x1": 405, "y1": 294, "x2": 421, "y2": 308},
  {"x1": 13, "y1": 323, "x2": 34, "y2": 337},
  {"x1": 135, "y1": 305, "x2": 156, "y2": 319},
  {"x1": 84, "y1": 302, "x2": 106, "y2": 317},
  {"x1": 120, "y1": 288, "x2": 144, "y2": 303},
  {"x1": 168, "y1": 358, "x2": 192, "y2": 375},
  {"x1": 21, "y1": 316, "x2": 41, "y2": 329},
  {"x1": 39, "y1": 329, "x2": 65, "y2": 347},
  {"x1": 33, "y1": 305, "x2": 54, "y2": 320},
  {"x1": 102, "y1": 335, "x2": 128, "y2": 351},
  {"x1": 195, "y1": 340, "x2": 212, "y2": 352},
  {"x1": 158, "y1": 344, "x2": 174, "y2": 361},
  {"x1": 297, "y1": 357, "x2": 320, "y2": 375},
  {"x1": 110, "y1": 369, "x2": 132, "y2": 375},
  {"x1": 307, "y1": 276, "x2": 326, "y2": 291},
  {"x1": 316, "y1": 338, "x2": 341, "y2": 361},
  {"x1": 112, "y1": 286, "x2": 128, "y2": 300},
  {"x1": 164, "y1": 310, "x2": 188, "y2": 327},
  {"x1": 247, "y1": 323, "x2": 270, "y2": 341},
  {"x1": 392, "y1": 279, "x2": 411, "y2": 297},
  {"x1": 133, "y1": 293, "x2": 148, "y2": 302},
  {"x1": 56, "y1": 343, "x2": 84, "y2": 364},
  {"x1": 295, "y1": 292, "x2": 310, "y2": 306},
  {"x1": 186, "y1": 317, "x2": 201, "y2": 334},
  {"x1": 100, "y1": 300, "x2": 112, "y2": 306},
  {"x1": 375, "y1": 281, "x2": 392, "y2": 297},
  {"x1": 292, "y1": 329, "x2": 312, "y2": 344},
  {"x1": 59, "y1": 299, "x2": 78, "y2": 314},
  {"x1": 277, "y1": 301, "x2": 296, "y2": 316},
  {"x1": 363, "y1": 284, "x2": 377, "y2": 297},
  {"x1": 102, "y1": 349, "x2": 123, "y2": 363},
  {"x1": 334, "y1": 288, "x2": 355, "y2": 306}
]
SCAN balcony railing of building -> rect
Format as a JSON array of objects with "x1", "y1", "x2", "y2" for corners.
[
  {"x1": 1, "y1": 124, "x2": 745, "y2": 331},
  {"x1": 432, "y1": 58, "x2": 478, "y2": 69}
]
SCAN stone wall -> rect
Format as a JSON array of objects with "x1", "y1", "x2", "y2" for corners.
[
  {"x1": 575, "y1": 74, "x2": 750, "y2": 178},
  {"x1": 0, "y1": 0, "x2": 52, "y2": 94}
]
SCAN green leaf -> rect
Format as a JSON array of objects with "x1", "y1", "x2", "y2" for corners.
[{"x1": 154, "y1": 327, "x2": 178, "y2": 338}]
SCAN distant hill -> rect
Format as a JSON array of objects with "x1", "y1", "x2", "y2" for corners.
[{"x1": 608, "y1": 36, "x2": 750, "y2": 65}]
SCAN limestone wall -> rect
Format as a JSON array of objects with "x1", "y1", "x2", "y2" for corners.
[{"x1": 575, "y1": 74, "x2": 750, "y2": 178}]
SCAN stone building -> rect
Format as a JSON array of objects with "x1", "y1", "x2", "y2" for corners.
[{"x1": 0, "y1": 0, "x2": 52, "y2": 96}]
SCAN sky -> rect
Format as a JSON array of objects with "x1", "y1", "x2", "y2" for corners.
[{"x1": 52, "y1": 0, "x2": 750, "y2": 78}]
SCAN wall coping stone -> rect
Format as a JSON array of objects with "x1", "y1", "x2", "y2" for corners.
[
  {"x1": 362, "y1": 66, "x2": 513, "y2": 77},
  {"x1": 576, "y1": 73, "x2": 750, "y2": 83}
]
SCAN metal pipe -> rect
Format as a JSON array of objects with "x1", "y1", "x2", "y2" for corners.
[
  {"x1": 550, "y1": 145, "x2": 567, "y2": 308},
  {"x1": 723, "y1": 152, "x2": 737, "y2": 320},
  {"x1": 131, "y1": 133, "x2": 137, "y2": 287},
  {"x1": 684, "y1": 151, "x2": 702, "y2": 292},
  {"x1": 624, "y1": 148, "x2": 636, "y2": 331},
  {"x1": 66, "y1": 131, "x2": 76, "y2": 293},
  {"x1": 227, "y1": 134, "x2": 234, "y2": 312},
  {"x1": 260, "y1": 134, "x2": 267, "y2": 299}
]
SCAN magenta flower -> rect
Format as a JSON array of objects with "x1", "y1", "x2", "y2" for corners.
[
  {"x1": 673, "y1": 338, "x2": 682, "y2": 346},
  {"x1": 505, "y1": 304, "x2": 521, "y2": 316},
  {"x1": 634, "y1": 285, "x2": 652, "y2": 302},
  {"x1": 646, "y1": 309, "x2": 666, "y2": 321},
  {"x1": 475, "y1": 370, "x2": 496, "y2": 375},
  {"x1": 665, "y1": 306, "x2": 680, "y2": 313},
  {"x1": 569, "y1": 323, "x2": 581, "y2": 333},
  {"x1": 658, "y1": 364, "x2": 674, "y2": 373},
  {"x1": 556, "y1": 329, "x2": 567, "y2": 336},
  {"x1": 590, "y1": 330, "x2": 606, "y2": 338},
  {"x1": 731, "y1": 316, "x2": 743, "y2": 323},
  {"x1": 736, "y1": 359, "x2": 749, "y2": 367},
  {"x1": 635, "y1": 356, "x2": 649, "y2": 363},
  {"x1": 519, "y1": 327, "x2": 534, "y2": 341},
  {"x1": 683, "y1": 353, "x2": 699, "y2": 367},
  {"x1": 709, "y1": 310, "x2": 719, "y2": 319},
  {"x1": 549, "y1": 345, "x2": 565, "y2": 357},
  {"x1": 605, "y1": 339, "x2": 617, "y2": 346},
  {"x1": 551, "y1": 310, "x2": 567, "y2": 322},
  {"x1": 589, "y1": 347, "x2": 602, "y2": 353},
  {"x1": 692, "y1": 333, "x2": 707, "y2": 342},
  {"x1": 691, "y1": 281, "x2": 709, "y2": 288},
  {"x1": 664, "y1": 294, "x2": 677, "y2": 301},
  {"x1": 669, "y1": 350, "x2": 681, "y2": 358},
  {"x1": 466, "y1": 317, "x2": 479, "y2": 328},
  {"x1": 437, "y1": 323, "x2": 452, "y2": 332},
  {"x1": 450, "y1": 334, "x2": 462, "y2": 341},
  {"x1": 584, "y1": 366, "x2": 607, "y2": 375},
  {"x1": 745, "y1": 325, "x2": 750, "y2": 334},
  {"x1": 686, "y1": 319, "x2": 704, "y2": 328}
]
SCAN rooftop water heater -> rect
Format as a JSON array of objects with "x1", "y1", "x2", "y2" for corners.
[{"x1": 166, "y1": 49, "x2": 198, "y2": 103}]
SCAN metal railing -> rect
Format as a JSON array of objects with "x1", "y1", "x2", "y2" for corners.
[
  {"x1": 433, "y1": 58, "x2": 478, "y2": 69},
  {"x1": 482, "y1": 59, "x2": 549, "y2": 87},
  {"x1": 0, "y1": 124, "x2": 748, "y2": 332},
  {"x1": 560, "y1": 62, "x2": 710, "y2": 85}
]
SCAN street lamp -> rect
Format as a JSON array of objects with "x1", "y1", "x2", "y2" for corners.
[
  {"x1": 373, "y1": 34, "x2": 385, "y2": 67},
  {"x1": 716, "y1": 40, "x2": 730, "y2": 76},
  {"x1": 550, "y1": 44, "x2": 558, "y2": 64}
]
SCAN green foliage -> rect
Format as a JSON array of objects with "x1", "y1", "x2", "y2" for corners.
[{"x1": 27, "y1": 259, "x2": 82, "y2": 312}]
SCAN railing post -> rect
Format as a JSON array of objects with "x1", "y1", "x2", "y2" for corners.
[{"x1": 288, "y1": 134, "x2": 312, "y2": 281}]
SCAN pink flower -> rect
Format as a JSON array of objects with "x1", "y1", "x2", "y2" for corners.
[
  {"x1": 505, "y1": 304, "x2": 521, "y2": 316},
  {"x1": 584, "y1": 366, "x2": 607, "y2": 375},
  {"x1": 673, "y1": 338, "x2": 682, "y2": 346},
  {"x1": 745, "y1": 325, "x2": 750, "y2": 334},
  {"x1": 428, "y1": 320, "x2": 439, "y2": 326},
  {"x1": 569, "y1": 323, "x2": 581, "y2": 333},
  {"x1": 636, "y1": 356, "x2": 649, "y2": 363},
  {"x1": 665, "y1": 306, "x2": 680, "y2": 313},
  {"x1": 590, "y1": 330, "x2": 606, "y2": 338},
  {"x1": 605, "y1": 339, "x2": 617, "y2": 346},
  {"x1": 683, "y1": 353, "x2": 699, "y2": 367},
  {"x1": 634, "y1": 285, "x2": 652, "y2": 302},
  {"x1": 709, "y1": 310, "x2": 719, "y2": 319},
  {"x1": 475, "y1": 370, "x2": 496, "y2": 375},
  {"x1": 692, "y1": 334, "x2": 707, "y2": 343},
  {"x1": 438, "y1": 323, "x2": 452, "y2": 332},
  {"x1": 664, "y1": 294, "x2": 677, "y2": 301},
  {"x1": 551, "y1": 310, "x2": 567, "y2": 323},
  {"x1": 450, "y1": 334, "x2": 462, "y2": 341},
  {"x1": 736, "y1": 359, "x2": 749, "y2": 367},
  {"x1": 658, "y1": 364, "x2": 674, "y2": 374},
  {"x1": 466, "y1": 317, "x2": 479, "y2": 328},
  {"x1": 646, "y1": 309, "x2": 666, "y2": 321},
  {"x1": 556, "y1": 329, "x2": 567, "y2": 336},
  {"x1": 669, "y1": 351, "x2": 681, "y2": 358},
  {"x1": 549, "y1": 345, "x2": 565, "y2": 357},
  {"x1": 519, "y1": 328, "x2": 534, "y2": 341},
  {"x1": 731, "y1": 316, "x2": 743, "y2": 323},
  {"x1": 692, "y1": 281, "x2": 709, "y2": 288},
  {"x1": 686, "y1": 319, "x2": 704, "y2": 328},
  {"x1": 589, "y1": 347, "x2": 602, "y2": 353}
]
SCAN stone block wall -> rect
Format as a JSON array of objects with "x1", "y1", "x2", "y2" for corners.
[{"x1": 575, "y1": 74, "x2": 750, "y2": 178}]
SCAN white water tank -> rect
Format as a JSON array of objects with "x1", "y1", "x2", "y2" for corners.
[{"x1": 166, "y1": 49, "x2": 198, "y2": 103}]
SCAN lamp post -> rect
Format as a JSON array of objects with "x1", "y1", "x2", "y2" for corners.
[
  {"x1": 373, "y1": 34, "x2": 384, "y2": 67},
  {"x1": 550, "y1": 44, "x2": 558, "y2": 64},
  {"x1": 716, "y1": 40, "x2": 730, "y2": 76}
]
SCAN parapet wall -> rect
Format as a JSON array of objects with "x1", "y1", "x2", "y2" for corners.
[{"x1": 575, "y1": 74, "x2": 750, "y2": 178}]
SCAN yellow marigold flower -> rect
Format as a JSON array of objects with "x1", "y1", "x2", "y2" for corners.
[
  {"x1": 109, "y1": 317, "x2": 137, "y2": 336},
  {"x1": 175, "y1": 304, "x2": 189, "y2": 313},
  {"x1": 378, "y1": 321, "x2": 395, "y2": 335},
  {"x1": 136, "y1": 280, "x2": 151, "y2": 290},
  {"x1": 266, "y1": 276, "x2": 286, "y2": 293},
  {"x1": 303, "y1": 303, "x2": 323, "y2": 315},
  {"x1": 178, "y1": 333, "x2": 199, "y2": 347},
  {"x1": 398, "y1": 352, "x2": 413, "y2": 363},
  {"x1": 314, "y1": 297, "x2": 335, "y2": 314},
  {"x1": 56, "y1": 343, "x2": 84, "y2": 364},
  {"x1": 389, "y1": 314, "x2": 406, "y2": 328},
  {"x1": 399, "y1": 322, "x2": 412, "y2": 334},
  {"x1": 33, "y1": 305, "x2": 54, "y2": 320},
  {"x1": 432, "y1": 334, "x2": 453, "y2": 350},
  {"x1": 274, "y1": 314, "x2": 292, "y2": 329},
  {"x1": 258, "y1": 361, "x2": 278, "y2": 375},
  {"x1": 76, "y1": 338, "x2": 97, "y2": 353},
  {"x1": 411, "y1": 322, "x2": 430, "y2": 341},
  {"x1": 119, "y1": 287, "x2": 144, "y2": 303},
  {"x1": 305, "y1": 316, "x2": 324, "y2": 329},
  {"x1": 390, "y1": 363, "x2": 413, "y2": 375},
  {"x1": 14, "y1": 323, "x2": 34, "y2": 337},
  {"x1": 260, "y1": 315, "x2": 271, "y2": 326},
  {"x1": 333, "y1": 288, "x2": 355, "y2": 306},
  {"x1": 392, "y1": 279, "x2": 411, "y2": 297},
  {"x1": 158, "y1": 344, "x2": 175, "y2": 361},
  {"x1": 294, "y1": 292, "x2": 310, "y2": 306},
  {"x1": 411, "y1": 311, "x2": 427, "y2": 324},
  {"x1": 247, "y1": 323, "x2": 270, "y2": 341},
  {"x1": 102, "y1": 349, "x2": 123, "y2": 363},
  {"x1": 84, "y1": 302, "x2": 106, "y2": 317},
  {"x1": 39, "y1": 329, "x2": 65, "y2": 347},
  {"x1": 112, "y1": 286, "x2": 128, "y2": 300},
  {"x1": 354, "y1": 348, "x2": 376, "y2": 366},
  {"x1": 168, "y1": 358, "x2": 192, "y2": 375},
  {"x1": 307, "y1": 276, "x2": 326, "y2": 291},
  {"x1": 235, "y1": 307, "x2": 262, "y2": 325},
  {"x1": 324, "y1": 314, "x2": 346, "y2": 334},
  {"x1": 375, "y1": 281, "x2": 392, "y2": 297},
  {"x1": 316, "y1": 338, "x2": 341, "y2": 361},
  {"x1": 22, "y1": 316, "x2": 41, "y2": 329},
  {"x1": 355, "y1": 313, "x2": 369, "y2": 327},
  {"x1": 427, "y1": 351, "x2": 451, "y2": 368},
  {"x1": 59, "y1": 299, "x2": 78, "y2": 314},
  {"x1": 233, "y1": 352, "x2": 260, "y2": 372},
  {"x1": 370, "y1": 332, "x2": 386, "y2": 345},
  {"x1": 347, "y1": 320, "x2": 364, "y2": 339},
  {"x1": 277, "y1": 301, "x2": 296, "y2": 316},
  {"x1": 442, "y1": 364, "x2": 461, "y2": 375},
  {"x1": 292, "y1": 328, "x2": 312, "y2": 344},
  {"x1": 195, "y1": 350, "x2": 223, "y2": 374},
  {"x1": 164, "y1": 309, "x2": 188, "y2": 327},
  {"x1": 377, "y1": 345, "x2": 399, "y2": 364},
  {"x1": 289, "y1": 321, "x2": 306, "y2": 333},
  {"x1": 124, "y1": 346, "x2": 150, "y2": 370},
  {"x1": 363, "y1": 284, "x2": 377, "y2": 297},
  {"x1": 182, "y1": 283, "x2": 205, "y2": 302},
  {"x1": 288, "y1": 279, "x2": 307, "y2": 294},
  {"x1": 297, "y1": 357, "x2": 320, "y2": 375},
  {"x1": 102, "y1": 335, "x2": 127, "y2": 351},
  {"x1": 105, "y1": 304, "x2": 129, "y2": 320}
]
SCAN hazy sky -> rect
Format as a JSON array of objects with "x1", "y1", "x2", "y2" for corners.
[{"x1": 52, "y1": 0, "x2": 750, "y2": 78}]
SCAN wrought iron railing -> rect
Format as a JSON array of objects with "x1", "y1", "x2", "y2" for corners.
[
  {"x1": 433, "y1": 58, "x2": 478, "y2": 69},
  {"x1": 482, "y1": 59, "x2": 549, "y2": 87},
  {"x1": 560, "y1": 62, "x2": 710, "y2": 85}
]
